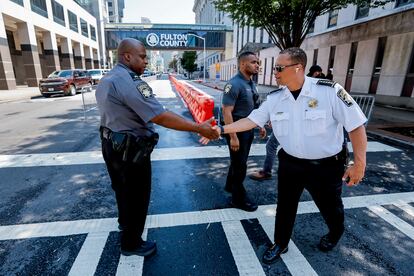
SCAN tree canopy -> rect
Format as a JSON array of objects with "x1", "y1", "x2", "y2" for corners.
[
  {"x1": 214, "y1": 0, "x2": 391, "y2": 50},
  {"x1": 180, "y1": 51, "x2": 198, "y2": 77}
]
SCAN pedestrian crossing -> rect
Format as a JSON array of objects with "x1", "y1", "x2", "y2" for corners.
[
  {"x1": 0, "y1": 141, "x2": 401, "y2": 168},
  {"x1": 1, "y1": 192, "x2": 413, "y2": 275},
  {"x1": 0, "y1": 140, "x2": 412, "y2": 275}
]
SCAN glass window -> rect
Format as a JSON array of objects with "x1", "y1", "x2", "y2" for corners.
[
  {"x1": 328, "y1": 10, "x2": 339, "y2": 28},
  {"x1": 355, "y1": 4, "x2": 369, "y2": 19},
  {"x1": 30, "y1": 0, "x2": 48, "y2": 18},
  {"x1": 68, "y1": 10, "x2": 78, "y2": 32},
  {"x1": 10, "y1": 0, "x2": 24, "y2": 6},
  {"x1": 90, "y1": 25, "x2": 96, "y2": 41},
  {"x1": 396, "y1": 0, "x2": 413, "y2": 7},
  {"x1": 51, "y1": 0, "x2": 65, "y2": 26},
  {"x1": 80, "y1": 18, "x2": 89, "y2": 37},
  {"x1": 108, "y1": 2, "x2": 112, "y2": 7}
]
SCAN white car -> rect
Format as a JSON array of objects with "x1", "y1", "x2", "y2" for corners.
[{"x1": 87, "y1": 69, "x2": 108, "y2": 84}]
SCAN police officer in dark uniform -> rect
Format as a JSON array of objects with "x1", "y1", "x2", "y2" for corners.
[
  {"x1": 206, "y1": 47, "x2": 367, "y2": 264},
  {"x1": 96, "y1": 38, "x2": 219, "y2": 257},
  {"x1": 222, "y1": 51, "x2": 264, "y2": 212}
]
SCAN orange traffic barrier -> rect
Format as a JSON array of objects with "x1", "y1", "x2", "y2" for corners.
[{"x1": 169, "y1": 76, "x2": 215, "y2": 125}]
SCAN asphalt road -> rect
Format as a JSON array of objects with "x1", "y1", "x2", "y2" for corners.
[{"x1": 0, "y1": 77, "x2": 413, "y2": 276}]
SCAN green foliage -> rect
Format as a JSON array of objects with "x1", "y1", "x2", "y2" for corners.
[
  {"x1": 214, "y1": 0, "x2": 391, "y2": 50},
  {"x1": 169, "y1": 57, "x2": 178, "y2": 71},
  {"x1": 180, "y1": 51, "x2": 198, "y2": 75}
]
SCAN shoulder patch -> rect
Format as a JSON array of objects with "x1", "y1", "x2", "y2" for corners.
[
  {"x1": 337, "y1": 88, "x2": 353, "y2": 107},
  {"x1": 316, "y1": 79, "x2": 336, "y2": 87},
  {"x1": 224, "y1": 83, "x2": 232, "y2": 94},
  {"x1": 129, "y1": 72, "x2": 141, "y2": 81},
  {"x1": 136, "y1": 82, "x2": 153, "y2": 98},
  {"x1": 268, "y1": 87, "x2": 283, "y2": 95}
]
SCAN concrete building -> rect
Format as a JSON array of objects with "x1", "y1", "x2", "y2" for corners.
[
  {"x1": 0, "y1": 0, "x2": 100, "y2": 90},
  {"x1": 192, "y1": 0, "x2": 233, "y2": 77},
  {"x1": 215, "y1": 1, "x2": 414, "y2": 107},
  {"x1": 106, "y1": 0, "x2": 124, "y2": 23},
  {"x1": 74, "y1": 0, "x2": 109, "y2": 68}
]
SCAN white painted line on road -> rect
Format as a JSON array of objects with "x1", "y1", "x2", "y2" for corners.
[
  {"x1": 116, "y1": 229, "x2": 147, "y2": 276},
  {"x1": 258, "y1": 217, "x2": 317, "y2": 276},
  {"x1": 68, "y1": 231, "x2": 109, "y2": 276},
  {"x1": 368, "y1": 206, "x2": 414, "y2": 240},
  {"x1": 395, "y1": 203, "x2": 414, "y2": 218},
  {"x1": 221, "y1": 221, "x2": 265, "y2": 276},
  {"x1": 1, "y1": 192, "x2": 413, "y2": 241},
  {"x1": 0, "y1": 141, "x2": 400, "y2": 168}
]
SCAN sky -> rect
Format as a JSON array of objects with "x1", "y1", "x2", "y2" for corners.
[{"x1": 122, "y1": 0, "x2": 195, "y2": 24}]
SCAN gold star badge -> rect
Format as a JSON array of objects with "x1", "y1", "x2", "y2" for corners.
[{"x1": 308, "y1": 98, "x2": 318, "y2": 108}]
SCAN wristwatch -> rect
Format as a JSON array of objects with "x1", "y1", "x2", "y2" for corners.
[{"x1": 219, "y1": 124, "x2": 225, "y2": 135}]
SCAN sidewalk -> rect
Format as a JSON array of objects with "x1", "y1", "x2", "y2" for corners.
[
  {"x1": 201, "y1": 79, "x2": 414, "y2": 148},
  {"x1": 0, "y1": 86, "x2": 41, "y2": 103}
]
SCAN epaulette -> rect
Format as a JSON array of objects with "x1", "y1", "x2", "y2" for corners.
[
  {"x1": 316, "y1": 79, "x2": 336, "y2": 87},
  {"x1": 268, "y1": 87, "x2": 283, "y2": 95},
  {"x1": 129, "y1": 72, "x2": 141, "y2": 81}
]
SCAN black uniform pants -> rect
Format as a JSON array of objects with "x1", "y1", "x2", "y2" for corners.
[
  {"x1": 101, "y1": 137, "x2": 152, "y2": 251},
  {"x1": 224, "y1": 129, "x2": 254, "y2": 203},
  {"x1": 274, "y1": 149, "x2": 345, "y2": 248}
]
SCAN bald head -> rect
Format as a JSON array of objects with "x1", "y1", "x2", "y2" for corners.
[{"x1": 117, "y1": 38, "x2": 148, "y2": 75}]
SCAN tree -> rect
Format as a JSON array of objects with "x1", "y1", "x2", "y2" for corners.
[
  {"x1": 169, "y1": 57, "x2": 178, "y2": 72},
  {"x1": 214, "y1": 0, "x2": 391, "y2": 50},
  {"x1": 180, "y1": 51, "x2": 198, "y2": 79}
]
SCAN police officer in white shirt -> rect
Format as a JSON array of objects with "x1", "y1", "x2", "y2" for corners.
[{"x1": 202, "y1": 47, "x2": 367, "y2": 264}]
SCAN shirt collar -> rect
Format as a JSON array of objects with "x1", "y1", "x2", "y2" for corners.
[
  {"x1": 237, "y1": 71, "x2": 251, "y2": 83},
  {"x1": 117, "y1": 63, "x2": 136, "y2": 75},
  {"x1": 280, "y1": 76, "x2": 314, "y2": 101}
]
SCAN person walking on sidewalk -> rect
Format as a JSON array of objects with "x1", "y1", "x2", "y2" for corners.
[
  {"x1": 221, "y1": 51, "x2": 264, "y2": 212},
  {"x1": 205, "y1": 47, "x2": 367, "y2": 264},
  {"x1": 96, "y1": 38, "x2": 219, "y2": 258},
  {"x1": 249, "y1": 131, "x2": 279, "y2": 181}
]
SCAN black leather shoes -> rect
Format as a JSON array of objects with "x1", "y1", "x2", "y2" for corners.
[
  {"x1": 318, "y1": 234, "x2": 340, "y2": 252},
  {"x1": 121, "y1": 241, "x2": 157, "y2": 256},
  {"x1": 231, "y1": 200, "x2": 258, "y2": 212},
  {"x1": 262, "y1": 243, "x2": 288, "y2": 264}
]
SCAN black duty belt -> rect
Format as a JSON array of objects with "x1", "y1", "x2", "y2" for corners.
[
  {"x1": 279, "y1": 148, "x2": 346, "y2": 165},
  {"x1": 101, "y1": 127, "x2": 111, "y2": 140}
]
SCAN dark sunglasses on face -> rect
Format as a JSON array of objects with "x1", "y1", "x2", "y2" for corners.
[{"x1": 273, "y1": 63, "x2": 299, "y2": 72}]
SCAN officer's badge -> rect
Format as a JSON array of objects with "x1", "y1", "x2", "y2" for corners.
[
  {"x1": 337, "y1": 89, "x2": 353, "y2": 107},
  {"x1": 137, "y1": 83, "x2": 153, "y2": 98},
  {"x1": 224, "y1": 84, "x2": 232, "y2": 94},
  {"x1": 308, "y1": 98, "x2": 318, "y2": 108}
]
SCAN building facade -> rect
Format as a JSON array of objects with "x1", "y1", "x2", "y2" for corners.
[
  {"x1": 215, "y1": 1, "x2": 414, "y2": 107},
  {"x1": 0, "y1": 0, "x2": 100, "y2": 90}
]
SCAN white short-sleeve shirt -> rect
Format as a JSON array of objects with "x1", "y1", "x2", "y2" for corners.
[{"x1": 248, "y1": 77, "x2": 367, "y2": 159}]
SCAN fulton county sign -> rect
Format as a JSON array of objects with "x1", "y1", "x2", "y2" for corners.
[{"x1": 146, "y1": 33, "x2": 190, "y2": 47}]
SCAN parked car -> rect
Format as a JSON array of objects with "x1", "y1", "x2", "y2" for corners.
[
  {"x1": 38, "y1": 70, "x2": 92, "y2": 97},
  {"x1": 87, "y1": 69, "x2": 108, "y2": 84}
]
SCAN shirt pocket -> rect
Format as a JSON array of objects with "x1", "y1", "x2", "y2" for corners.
[
  {"x1": 270, "y1": 112, "x2": 289, "y2": 136},
  {"x1": 304, "y1": 110, "x2": 326, "y2": 136}
]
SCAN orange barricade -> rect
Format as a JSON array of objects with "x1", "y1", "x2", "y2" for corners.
[{"x1": 169, "y1": 76, "x2": 216, "y2": 125}]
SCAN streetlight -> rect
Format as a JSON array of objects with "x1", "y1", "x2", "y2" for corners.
[{"x1": 187, "y1": 33, "x2": 206, "y2": 83}]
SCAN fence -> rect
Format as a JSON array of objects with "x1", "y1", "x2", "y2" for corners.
[{"x1": 352, "y1": 94, "x2": 375, "y2": 124}]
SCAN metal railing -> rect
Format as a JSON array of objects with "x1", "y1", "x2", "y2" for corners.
[{"x1": 352, "y1": 94, "x2": 375, "y2": 125}]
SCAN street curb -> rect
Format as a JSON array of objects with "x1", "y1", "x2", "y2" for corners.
[{"x1": 367, "y1": 130, "x2": 414, "y2": 150}]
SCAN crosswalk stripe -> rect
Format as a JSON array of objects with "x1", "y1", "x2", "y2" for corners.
[
  {"x1": 221, "y1": 221, "x2": 265, "y2": 276},
  {"x1": 116, "y1": 229, "x2": 147, "y2": 276},
  {"x1": 0, "y1": 141, "x2": 400, "y2": 168},
  {"x1": 68, "y1": 232, "x2": 109, "y2": 276},
  {"x1": 1, "y1": 192, "x2": 413, "y2": 241},
  {"x1": 368, "y1": 206, "x2": 414, "y2": 240},
  {"x1": 395, "y1": 203, "x2": 414, "y2": 218},
  {"x1": 258, "y1": 217, "x2": 318, "y2": 276}
]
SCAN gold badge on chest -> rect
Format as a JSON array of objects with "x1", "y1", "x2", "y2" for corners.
[{"x1": 308, "y1": 98, "x2": 318, "y2": 108}]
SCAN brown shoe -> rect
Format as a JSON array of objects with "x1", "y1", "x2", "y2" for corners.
[{"x1": 249, "y1": 170, "x2": 271, "y2": 181}]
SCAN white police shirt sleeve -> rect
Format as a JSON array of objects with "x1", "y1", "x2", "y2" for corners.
[
  {"x1": 247, "y1": 98, "x2": 271, "y2": 128},
  {"x1": 331, "y1": 83, "x2": 367, "y2": 132}
]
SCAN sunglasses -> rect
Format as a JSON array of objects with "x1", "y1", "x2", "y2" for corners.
[{"x1": 273, "y1": 63, "x2": 299, "y2": 72}]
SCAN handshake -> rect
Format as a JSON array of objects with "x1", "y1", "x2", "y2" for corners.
[{"x1": 196, "y1": 117, "x2": 223, "y2": 144}]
